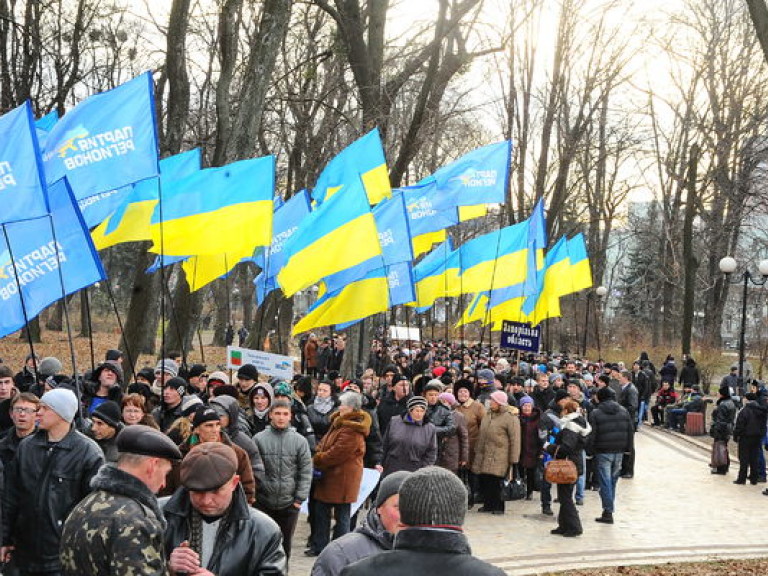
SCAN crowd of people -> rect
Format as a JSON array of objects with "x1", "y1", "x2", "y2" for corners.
[{"x1": 0, "y1": 339, "x2": 759, "y2": 575}]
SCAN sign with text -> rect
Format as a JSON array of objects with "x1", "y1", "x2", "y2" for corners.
[
  {"x1": 389, "y1": 325, "x2": 421, "y2": 341},
  {"x1": 227, "y1": 346, "x2": 295, "y2": 380},
  {"x1": 500, "y1": 320, "x2": 540, "y2": 352}
]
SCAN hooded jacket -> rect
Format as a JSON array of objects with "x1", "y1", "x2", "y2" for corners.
[
  {"x1": 210, "y1": 395, "x2": 266, "y2": 486},
  {"x1": 248, "y1": 383, "x2": 274, "y2": 435},
  {"x1": 311, "y1": 506, "x2": 394, "y2": 576},
  {"x1": 587, "y1": 399, "x2": 633, "y2": 455},
  {"x1": 734, "y1": 401, "x2": 768, "y2": 440}
]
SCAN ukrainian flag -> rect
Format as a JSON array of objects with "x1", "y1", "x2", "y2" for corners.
[
  {"x1": 292, "y1": 268, "x2": 390, "y2": 335},
  {"x1": 149, "y1": 155, "x2": 274, "y2": 256},
  {"x1": 313, "y1": 128, "x2": 391, "y2": 206},
  {"x1": 91, "y1": 149, "x2": 200, "y2": 250},
  {"x1": 410, "y1": 240, "x2": 462, "y2": 309},
  {"x1": 566, "y1": 233, "x2": 593, "y2": 293},
  {"x1": 521, "y1": 235, "x2": 570, "y2": 325},
  {"x1": 412, "y1": 229, "x2": 446, "y2": 257},
  {"x1": 459, "y1": 204, "x2": 488, "y2": 221},
  {"x1": 458, "y1": 221, "x2": 529, "y2": 294},
  {"x1": 181, "y1": 248, "x2": 254, "y2": 292},
  {"x1": 277, "y1": 176, "x2": 382, "y2": 297}
]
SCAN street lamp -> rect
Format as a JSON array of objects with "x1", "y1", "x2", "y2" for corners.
[
  {"x1": 583, "y1": 285, "x2": 607, "y2": 357},
  {"x1": 719, "y1": 256, "x2": 768, "y2": 392}
]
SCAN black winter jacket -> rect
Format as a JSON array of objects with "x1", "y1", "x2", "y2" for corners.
[
  {"x1": 546, "y1": 413, "x2": 591, "y2": 475},
  {"x1": 340, "y1": 527, "x2": 505, "y2": 576},
  {"x1": 2, "y1": 427, "x2": 104, "y2": 572},
  {"x1": 734, "y1": 401, "x2": 768, "y2": 440},
  {"x1": 162, "y1": 485, "x2": 286, "y2": 575},
  {"x1": 710, "y1": 397, "x2": 737, "y2": 441},
  {"x1": 587, "y1": 400, "x2": 634, "y2": 455},
  {"x1": 377, "y1": 392, "x2": 410, "y2": 435}
]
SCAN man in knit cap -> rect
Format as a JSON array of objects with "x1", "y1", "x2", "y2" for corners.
[
  {"x1": 312, "y1": 471, "x2": 411, "y2": 576},
  {"x1": 162, "y1": 442, "x2": 286, "y2": 575},
  {"x1": 341, "y1": 466, "x2": 504, "y2": 575},
  {"x1": 60, "y1": 425, "x2": 183, "y2": 575},
  {"x1": 1, "y1": 389, "x2": 104, "y2": 575},
  {"x1": 152, "y1": 376, "x2": 186, "y2": 432},
  {"x1": 89, "y1": 400, "x2": 124, "y2": 462}
]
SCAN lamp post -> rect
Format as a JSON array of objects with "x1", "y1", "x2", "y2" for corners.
[
  {"x1": 582, "y1": 285, "x2": 607, "y2": 357},
  {"x1": 718, "y1": 256, "x2": 768, "y2": 393}
]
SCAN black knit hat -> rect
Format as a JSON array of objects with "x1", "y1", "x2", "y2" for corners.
[
  {"x1": 91, "y1": 400, "x2": 122, "y2": 429},
  {"x1": 236, "y1": 363, "x2": 259, "y2": 381},
  {"x1": 192, "y1": 406, "x2": 220, "y2": 428},
  {"x1": 554, "y1": 389, "x2": 569, "y2": 404},
  {"x1": 399, "y1": 466, "x2": 467, "y2": 528}
]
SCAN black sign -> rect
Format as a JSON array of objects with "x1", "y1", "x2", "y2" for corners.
[{"x1": 500, "y1": 320, "x2": 540, "y2": 352}]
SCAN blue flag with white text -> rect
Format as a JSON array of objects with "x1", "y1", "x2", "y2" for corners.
[
  {"x1": 0, "y1": 179, "x2": 105, "y2": 338},
  {"x1": 0, "y1": 102, "x2": 49, "y2": 224},
  {"x1": 42, "y1": 72, "x2": 159, "y2": 200}
]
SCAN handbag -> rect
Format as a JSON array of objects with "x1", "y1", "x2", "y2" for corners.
[
  {"x1": 710, "y1": 440, "x2": 729, "y2": 468},
  {"x1": 545, "y1": 447, "x2": 578, "y2": 484},
  {"x1": 502, "y1": 478, "x2": 527, "y2": 501}
]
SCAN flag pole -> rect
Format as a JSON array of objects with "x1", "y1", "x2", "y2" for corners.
[
  {"x1": 103, "y1": 277, "x2": 138, "y2": 383},
  {"x1": 2, "y1": 225, "x2": 39, "y2": 377},
  {"x1": 158, "y1": 177, "x2": 167, "y2": 364},
  {"x1": 478, "y1": 208, "x2": 507, "y2": 365},
  {"x1": 82, "y1": 286, "x2": 96, "y2": 374},
  {"x1": 45, "y1": 216, "x2": 83, "y2": 421}
]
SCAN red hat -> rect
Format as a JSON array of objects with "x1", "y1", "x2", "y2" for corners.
[{"x1": 432, "y1": 366, "x2": 447, "y2": 378}]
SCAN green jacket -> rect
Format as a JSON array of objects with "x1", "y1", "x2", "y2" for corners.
[
  {"x1": 60, "y1": 464, "x2": 167, "y2": 576},
  {"x1": 254, "y1": 424, "x2": 312, "y2": 510}
]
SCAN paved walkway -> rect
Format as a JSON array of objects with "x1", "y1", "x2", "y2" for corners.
[{"x1": 290, "y1": 427, "x2": 768, "y2": 575}]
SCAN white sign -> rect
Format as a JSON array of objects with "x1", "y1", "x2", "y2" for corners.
[
  {"x1": 389, "y1": 325, "x2": 421, "y2": 341},
  {"x1": 301, "y1": 468, "x2": 381, "y2": 516},
  {"x1": 226, "y1": 346, "x2": 295, "y2": 380}
]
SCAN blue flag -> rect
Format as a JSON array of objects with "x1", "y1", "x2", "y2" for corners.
[
  {"x1": 0, "y1": 102, "x2": 50, "y2": 224},
  {"x1": 146, "y1": 254, "x2": 188, "y2": 274},
  {"x1": 78, "y1": 185, "x2": 133, "y2": 228},
  {"x1": 387, "y1": 261, "x2": 416, "y2": 306},
  {"x1": 418, "y1": 141, "x2": 511, "y2": 210},
  {"x1": 0, "y1": 179, "x2": 105, "y2": 338},
  {"x1": 43, "y1": 72, "x2": 159, "y2": 200},
  {"x1": 398, "y1": 183, "x2": 459, "y2": 237},
  {"x1": 35, "y1": 111, "x2": 59, "y2": 149},
  {"x1": 254, "y1": 190, "x2": 312, "y2": 277}
]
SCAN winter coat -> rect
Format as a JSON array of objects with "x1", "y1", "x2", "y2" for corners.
[
  {"x1": 377, "y1": 391, "x2": 410, "y2": 435},
  {"x1": 382, "y1": 414, "x2": 437, "y2": 477},
  {"x1": 654, "y1": 387, "x2": 678, "y2": 408},
  {"x1": 2, "y1": 427, "x2": 104, "y2": 573},
  {"x1": 532, "y1": 385, "x2": 555, "y2": 412},
  {"x1": 311, "y1": 506, "x2": 393, "y2": 576},
  {"x1": 340, "y1": 527, "x2": 505, "y2": 576},
  {"x1": 0, "y1": 428, "x2": 25, "y2": 468},
  {"x1": 362, "y1": 395, "x2": 384, "y2": 468},
  {"x1": 472, "y1": 407, "x2": 521, "y2": 478},
  {"x1": 161, "y1": 432, "x2": 256, "y2": 503},
  {"x1": 456, "y1": 398, "x2": 485, "y2": 464},
  {"x1": 307, "y1": 398, "x2": 338, "y2": 440},
  {"x1": 82, "y1": 381, "x2": 124, "y2": 417},
  {"x1": 60, "y1": 464, "x2": 167, "y2": 576},
  {"x1": 426, "y1": 402, "x2": 456, "y2": 440},
  {"x1": 151, "y1": 401, "x2": 184, "y2": 433},
  {"x1": 162, "y1": 485, "x2": 286, "y2": 576},
  {"x1": 679, "y1": 362, "x2": 700, "y2": 386},
  {"x1": 13, "y1": 367, "x2": 36, "y2": 393},
  {"x1": 438, "y1": 410, "x2": 469, "y2": 473},
  {"x1": 618, "y1": 382, "x2": 639, "y2": 421},
  {"x1": 733, "y1": 401, "x2": 768, "y2": 440},
  {"x1": 519, "y1": 407, "x2": 544, "y2": 469},
  {"x1": 254, "y1": 424, "x2": 312, "y2": 511},
  {"x1": 305, "y1": 338, "x2": 319, "y2": 369},
  {"x1": 710, "y1": 397, "x2": 737, "y2": 441},
  {"x1": 291, "y1": 397, "x2": 317, "y2": 453},
  {"x1": 587, "y1": 399, "x2": 634, "y2": 455},
  {"x1": 632, "y1": 370, "x2": 651, "y2": 403},
  {"x1": 95, "y1": 433, "x2": 121, "y2": 463},
  {"x1": 313, "y1": 410, "x2": 371, "y2": 504},
  {"x1": 659, "y1": 361, "x2": 678, "y2": 384},
  {"x1": 546, "y1": 412, "x2": 591, "y2": 475},
  {"x1": 211, "y1": 395, "x2": 266, "y2": 485}
]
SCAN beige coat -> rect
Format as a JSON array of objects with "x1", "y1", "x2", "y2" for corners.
[
  {"x1": 472, "y1": 407, "x2": 521, "y2": 478},
  {"x1": 456, "y1": 399, "x2": 485, "y2": 463}
]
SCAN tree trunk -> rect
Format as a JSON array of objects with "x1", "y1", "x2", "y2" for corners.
[
  {"x1": 46, "y1": 301, "x2": 64, "y2": 331},
  {"x1": 745, "y1": 0, "x2": 768, "y2": 66},
  {"x1": 19, "y1": 317, "x2": 41, "y2": 344},
  {"x1": 120, "y1": 246, "x2": 162, "y2": 357},
  {"x1": 166, "y1": 274, "x2": 203, "y2": 363},
  {"x1": 163, "y1": 0, "x2": 192, "y2": 156},
  {"x1": 681, "y1": 144, "x2": 699, "y2": 355}
]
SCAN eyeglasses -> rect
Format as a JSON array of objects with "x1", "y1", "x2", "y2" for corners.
[
  {"x1": 12, "y1": 407, "x2": 36, "y2": 415},
  {"x1": 200, "y1": 374, "x2": 209, "y2": 379}
]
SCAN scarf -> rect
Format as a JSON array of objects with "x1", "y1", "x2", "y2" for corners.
[{"x1": 313, "y1": 396, "x2": 335, "y2": 415}]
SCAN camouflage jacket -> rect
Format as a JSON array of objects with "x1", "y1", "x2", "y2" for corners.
[{"x1": 60, "y1": 463, "x2": 167, "y2": 576}]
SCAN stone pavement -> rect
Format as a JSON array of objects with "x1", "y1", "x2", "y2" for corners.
[{"x1": 289, "y1": 427, "x2": 768, "y2": 575}]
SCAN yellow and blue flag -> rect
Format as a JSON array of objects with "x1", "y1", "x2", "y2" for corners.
[
  {"x1": 418, "y1": 140, "x2": 511, "y2": 209},
  {"x1": 0, "y1": 101, "x2": 50, "y2": 224},
  {"x1": 181, "y1": 250, "x2": 254, "y2": 292},
  {"x1": 149, "y1": 155, "x2": 274, "y2": 256},
  {"x1": 277, "y1": 176, "x2": 382, "y2": 297},
  {"x1": 412, "y1": 229, "x2": 447, "y2": 257},
  {"x1": 313, "y1": 128, "x2": 391, "y2": 206},
  {"x1": 566, "y1": 233, "x2": 593, "y2": 293},
  {"x1": 524, "y1": 198, "x2": 547, "y2": 296},
  {"x1": 521, "y1": 235, "x2": 570, "y2": 324},
  {"x1": 292, "y1": 267, "x2": 390, "y2": 335},
  {"x1": 410, "y1": 239, "x2": 462, "y2": 309},
  {"x1": 91, "y1": 149, "x2": 201, "y2": 250},
  {"x1": 0, "y1": 179, "x2": 105, "y2": 337},
  {"x1": 42, "y1": 72, "x2": 159, "y2": 200},
  {"x1": 458, "y1": 221, "x2": 529, "y2": 294}
]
